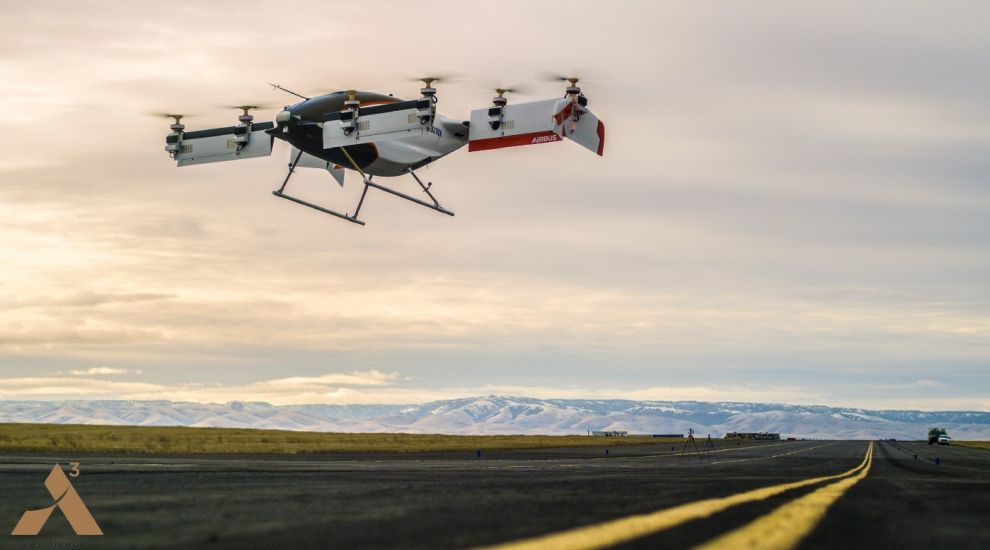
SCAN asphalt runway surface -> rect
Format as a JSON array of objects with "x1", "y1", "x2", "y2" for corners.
[{"x1": 0, "y1": 439, "x2": 987, "y2": 549}]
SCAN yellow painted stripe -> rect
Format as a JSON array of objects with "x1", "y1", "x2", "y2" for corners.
[
  {"x1": 694, "y1": 442, "x2": 873, "y2": 550},
  {"x1": 478, "y1": 443, "x2": 872, "y2": 550}
]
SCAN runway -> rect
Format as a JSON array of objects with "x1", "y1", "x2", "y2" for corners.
[{"x1": 0, "y1": 439, "x2": 987, "y2": 549}]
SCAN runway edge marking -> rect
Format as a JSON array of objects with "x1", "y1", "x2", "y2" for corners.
[
  {"x1": 476, "y1": 443, "x2": 873, "y2": 550},
  {"x1": 714, "y1": 441, "x2": 835, "y2": 465},
  {"x1": 693, "y1": 441, "x2": 874, "y2": 550},
  {"x1": 620, "y1": 440, "x2": 797, "y2": 461}
]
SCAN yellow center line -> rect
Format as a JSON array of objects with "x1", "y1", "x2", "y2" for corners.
[
  {"x1": 693, "y1": 442, "x2": 874, "y2": 550},
  {"x1": 477, "y1": 443, "x2": 872, "y2": 550}
]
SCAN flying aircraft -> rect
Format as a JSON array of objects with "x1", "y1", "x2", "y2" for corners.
[{"x1": 161, "y1": 76, "x2": 605, "y2": 226}]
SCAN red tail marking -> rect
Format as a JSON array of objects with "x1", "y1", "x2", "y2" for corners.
[
  {"x1": 553, "y1": 102, "x2": 574, "y2": 126},
  {"x1": 596, "y1": 120, "x2": 605, "y2": 156}
]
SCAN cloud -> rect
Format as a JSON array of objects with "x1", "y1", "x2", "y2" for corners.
[
  {"x1": 0, "y1": 370, "x2": 985, "y2": 412},
  {"x1": 54, "y1": 292, "x2": 174, "y2": 308},
  {"x1": 873, "y1": 379, "x2": 951, "y2": 391},
  {"x1": 67, "y1": 367, "x2": 141, "y2": 376},
  {"x1": 0, "y1": 1, "x2": 988, "y2": 411},
  {"x1": 0, "y1": 370, "x2": 401, "y2": 405},
  {"x1": 255, "y1": 371, "x2": 400, "y2": 387},
  {"x1": 0, "y1": 326, "x2": 165, "y2": 347},
  {"x1": 914, "y1": 379, "x2": 948, "y2": 389},
  {"x1": 0, "y1": 376, "x2": 164, "y2": 397}
]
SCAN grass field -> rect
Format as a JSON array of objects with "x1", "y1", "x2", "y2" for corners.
[
  {"x1": 954, "y1": 441, "x2": 990, "y2": 452},
  {"x1": 0, "y1": 423, "x2": 679, "y2": 454}
]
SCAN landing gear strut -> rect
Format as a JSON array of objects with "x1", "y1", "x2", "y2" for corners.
[{"x1": 271, "y1": 148, "x2": 454, "y2": 225}]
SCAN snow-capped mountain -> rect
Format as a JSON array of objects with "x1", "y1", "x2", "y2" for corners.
[{"x1": 1, "y1": 396, "x2": 988, "y2": 440}]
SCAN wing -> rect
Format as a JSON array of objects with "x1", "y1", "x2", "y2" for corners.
[
  {"x1": 322, "y1": 100, "x2": 435, "y2": 150},
  {"x1": 467, "y1": 99, "x2": 604, "y2": 156},
  {"x1": 166, "y1": 122, "x2": 275, "y2": 166},
  {"x1": 554, "y1": 100, "x2": 605, "y2": 156}
]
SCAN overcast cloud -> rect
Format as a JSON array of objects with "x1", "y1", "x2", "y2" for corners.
[{"x1": 0, "y1": 1, "x2": 987, "y2": 410}]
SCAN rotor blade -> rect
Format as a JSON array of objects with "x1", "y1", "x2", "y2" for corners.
[
  {"x1": 147, "y1": 112, "x2": 195, "y2": 121},
  {"x1": 537, "y1": 70, "x2": 594, "y2": 83},
  {"x1": 490, "y1": 84, "x2": 533, "y2": 95},
  {"x1": 537, "y1": 71, "x2": 571, "y2": 82},
  {"x1": 220, "y1": 103, "x2": 277, "y2": 111},
  {"x1": 406, "y1": 73, "x2": 462, "y2": 84}
]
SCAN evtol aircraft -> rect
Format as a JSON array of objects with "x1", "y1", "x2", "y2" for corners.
[{"x1": 160, "y1": 76, "x2": 605, "y2": 226}]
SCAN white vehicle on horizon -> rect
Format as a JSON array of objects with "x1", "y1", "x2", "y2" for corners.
[{"x1": 938, "y1": 435, "x2": 952, "y2": 445}]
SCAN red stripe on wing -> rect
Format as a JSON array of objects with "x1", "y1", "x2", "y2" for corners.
[{"x1": 468, "y1": 130, "x2": 563, "y2": 152}]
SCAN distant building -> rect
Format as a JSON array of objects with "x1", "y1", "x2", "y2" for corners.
[
  {"x1": 591, "y1": 430, "x2": 628, "y2": 437},
  {"x1": 724, "y1": 432, "x2": 780, "y2": 441}
]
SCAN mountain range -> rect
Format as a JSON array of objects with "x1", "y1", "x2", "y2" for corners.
[{"x1": 2, "y1": 396, "x2": 988, "y2": 440}]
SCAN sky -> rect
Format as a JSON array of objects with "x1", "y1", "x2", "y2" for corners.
[{"x1": 0, "y1": 1, "x2": 988, "y2": 411}]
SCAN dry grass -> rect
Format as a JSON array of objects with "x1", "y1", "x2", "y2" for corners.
[
  {"x1": 0, "y1": 423, "x2": 677, "y2": 454},
  {"x1": 954, "y1": 441, "x2": 990, "y2": 452}
]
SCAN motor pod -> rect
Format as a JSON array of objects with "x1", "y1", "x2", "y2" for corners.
[
  {"x1": 488, "y1": 89, "x2": 511, "y2": 130},
  {"x1": 488, "y1": 105, "x2": 503, "y2": 131},
  {"x1": 163, "y1": 114, "x2": 185, "y2": 158},
  {"x1": 339, "y1": 108, "x2": 357, "y2": 135},
  {"x1": 341, "y1": 91, "x2": 360, "y2": 135}
]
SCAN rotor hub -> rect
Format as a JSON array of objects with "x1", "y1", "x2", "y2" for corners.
[
  {"x1": 343, "y1": 90, "x2": 361, "y2": 110},
  {"x1": 165, "y1": 114, "x2": 185, "y2": 133},
  {"x1": 233, "y1": 105, "x2": 261, "y2": 125},
  {"x1": 492, "y1": 96, "x2": 508, "y2": 107},
  {"x1": 418, "y1": 77, "x2": 442, "y2": 98}
]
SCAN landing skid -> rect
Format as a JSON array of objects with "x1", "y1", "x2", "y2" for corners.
[{"x1": 271, "y1": 148, "x2": 453, "y2": 225}]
